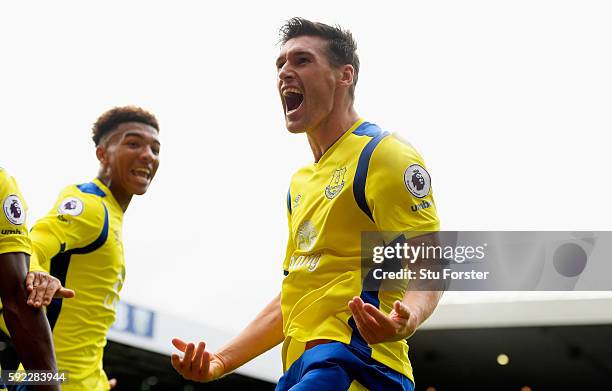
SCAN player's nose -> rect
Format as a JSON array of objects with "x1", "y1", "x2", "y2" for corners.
[
  {"x1": 140, "y1": 145, "x2": 156, "y2": 163},
  {"x1": 278, "y1": 62, "x2": 295, "y2": 82}
]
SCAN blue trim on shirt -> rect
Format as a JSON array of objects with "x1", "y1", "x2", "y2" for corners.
[
  {"x1": 287, "y1": 188, "x2": 292, "y2": 215},
  {"x1": 353, "y1": 123, "x2": 389, "y2": 223},
  {"x1": 77, "y1": 182, "x2": 106, "y2": 197},
  {"x1": 46, "y1": 204, "x2": 109, "y2": 330},
  {"x1": 353, "y1": 121, "x2": 382, "y2": 137},
  {"x1": 349, "y1": 234, "x2": 407, "y2": 355},
  {"x1": 350, "y1": 122, "x2": 392, "y2": 351}
]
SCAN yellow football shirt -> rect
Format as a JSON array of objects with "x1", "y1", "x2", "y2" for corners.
[
  {"x1": 0, "y1": 168, "x2": 32, "y2": 348},
  {"x1": 0, "y1": 168, "x2": 31, "y2": 256},
  {"x1": 0, "y1": 169, "x2": 32, "y2": 390},
  {"x1": 281, "y1": 119, "x2": 439, "y2": 381},
  {"x1": 29, "y1": 178, "x2": 125, "y2": 391}
]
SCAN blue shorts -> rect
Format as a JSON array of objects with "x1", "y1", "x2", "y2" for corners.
[{"x1": 275, "y1": 341, "x2": 414, "y2": 391}]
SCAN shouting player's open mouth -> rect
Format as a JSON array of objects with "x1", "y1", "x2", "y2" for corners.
[
  {"x1": 131, "y1": 167, "x2": 152, "y2": 184},
  {"x1": 283, "y1": 87, "x2": 304, "y2": 117}
]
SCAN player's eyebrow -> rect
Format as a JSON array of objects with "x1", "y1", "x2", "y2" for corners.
[
  {"x1": 276, "y1": 49, "x2": 314, "y2": 68},
  {"x1": 124, "y1": 131, "x2": 161, "y2": 145},
  {"x1": 289, "y1": 50, "x2": 314, "y2": 61},
  {"x1": 292, "y1": 50, "x2": 312, "y2": 57}
]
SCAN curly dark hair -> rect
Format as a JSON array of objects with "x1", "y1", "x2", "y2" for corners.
[
  {"x1": 92, "y1": 106, "x2": 159, "y2": 145},
  {"x1": 279, "y1": 17, "x2": 360, "y2": 98}
]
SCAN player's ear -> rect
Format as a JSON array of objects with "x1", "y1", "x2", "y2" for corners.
[
  {"x1": 96, "y1": 144, "x2": 107, "y2": 165},
  {"x1": 337, "y1": 64, "x2": 355, "y2": 89}
]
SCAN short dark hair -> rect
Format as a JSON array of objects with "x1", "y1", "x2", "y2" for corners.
[
  {"x1": 279, "y1": 17, "x2": 360, "y2": 98},
  {"x1": 92, "y1": 106, "x2": 159, "y2": 146}
]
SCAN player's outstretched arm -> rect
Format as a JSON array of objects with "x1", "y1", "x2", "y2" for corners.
[
  {"x1": 0, "y1": 252, "x2": 60, "y2": 391},
  {"x1": 171, "y1": 293, "x2": 284, "y2": 382},
  {"x1": 349, "y1": 232, "x2": 444, "y2": 345},
  {"x1": 23, "y1": 211, "x2": 79, "y2": 308},
  {"x1": 171, "y1": 339, "x2": 225, "y2": 382}
]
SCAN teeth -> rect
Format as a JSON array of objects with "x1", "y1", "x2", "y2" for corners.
[
  {"x1": 283, "y1": 88, "x2": 302, "y2": 96},
  {"x1": 133, "y1": 168, "x2": 151, "y2": 179}
]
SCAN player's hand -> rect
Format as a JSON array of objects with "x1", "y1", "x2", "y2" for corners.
[
  {"x1": 25, "y1": 271, "x2": 76, "y2": 308},
  {"x1": 348, "y1": 296, "x2": 418, "y2": 344},
  {"x1": 171, "y1": 338, "x2": 226, "y2": 382},
  {"x1": 109, "y1": 378, "x2": 117, "y2": 389}
]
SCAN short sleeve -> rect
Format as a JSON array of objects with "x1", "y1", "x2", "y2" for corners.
[
  {"x1": 0, "y1": 170, "x2": 32, "y2": 255},
  {"x1": 365, "y1": 135, "x2": 440, "y2": 238},
  {"x1": 29, "y1": 186, "x2": 105, "y2": 272}
]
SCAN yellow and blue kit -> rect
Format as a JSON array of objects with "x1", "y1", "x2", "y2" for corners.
[
  {"x1": 0, "y1": 169, "x2": 31, "y2": 256},
  {"x1": 0, "y1": 169, "x2": 31, "y2": 391},
  {"x1": 279, "y1": 119, "x2": 439, "y2": 390},
  {"x1": 0, "y1": 167, "x2": 32, "y2": 330},
  {"x1": 28, "y1": 178, "x2": 125, "y2": 391}
]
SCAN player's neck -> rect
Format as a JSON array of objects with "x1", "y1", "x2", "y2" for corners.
[
  {"x1": 96, "y1": 173, "x2": 132, "y2": 212},
  {"x1": 307, "y1": 105, "x2": 359, "y2": 163}
]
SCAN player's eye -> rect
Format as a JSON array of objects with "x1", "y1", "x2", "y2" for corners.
[{"x1": 297, "y1": 57, "x2": 310, "y2": 65}]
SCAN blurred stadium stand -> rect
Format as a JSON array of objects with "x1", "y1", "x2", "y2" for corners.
[
  {"x1": 103, "y1": 341, "x2": 274, "y2": 390},
  {"x1": 100, "y1": 296, "x2": 612, "y2": 390},
  {"x1": 2, "y1": 296, "x2": 611, "y2": 389},
  {"x1": 103, "y1": 300, "x2": 279, "y2": 390}
]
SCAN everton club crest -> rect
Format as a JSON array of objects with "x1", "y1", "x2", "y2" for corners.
[{"x1": 325, "y1": 167, "x2": 347, "y2": 199}]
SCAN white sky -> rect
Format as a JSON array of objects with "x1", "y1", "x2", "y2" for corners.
[{"x1": 1, "y1": 1, "x2": 611, "y2": 333}]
